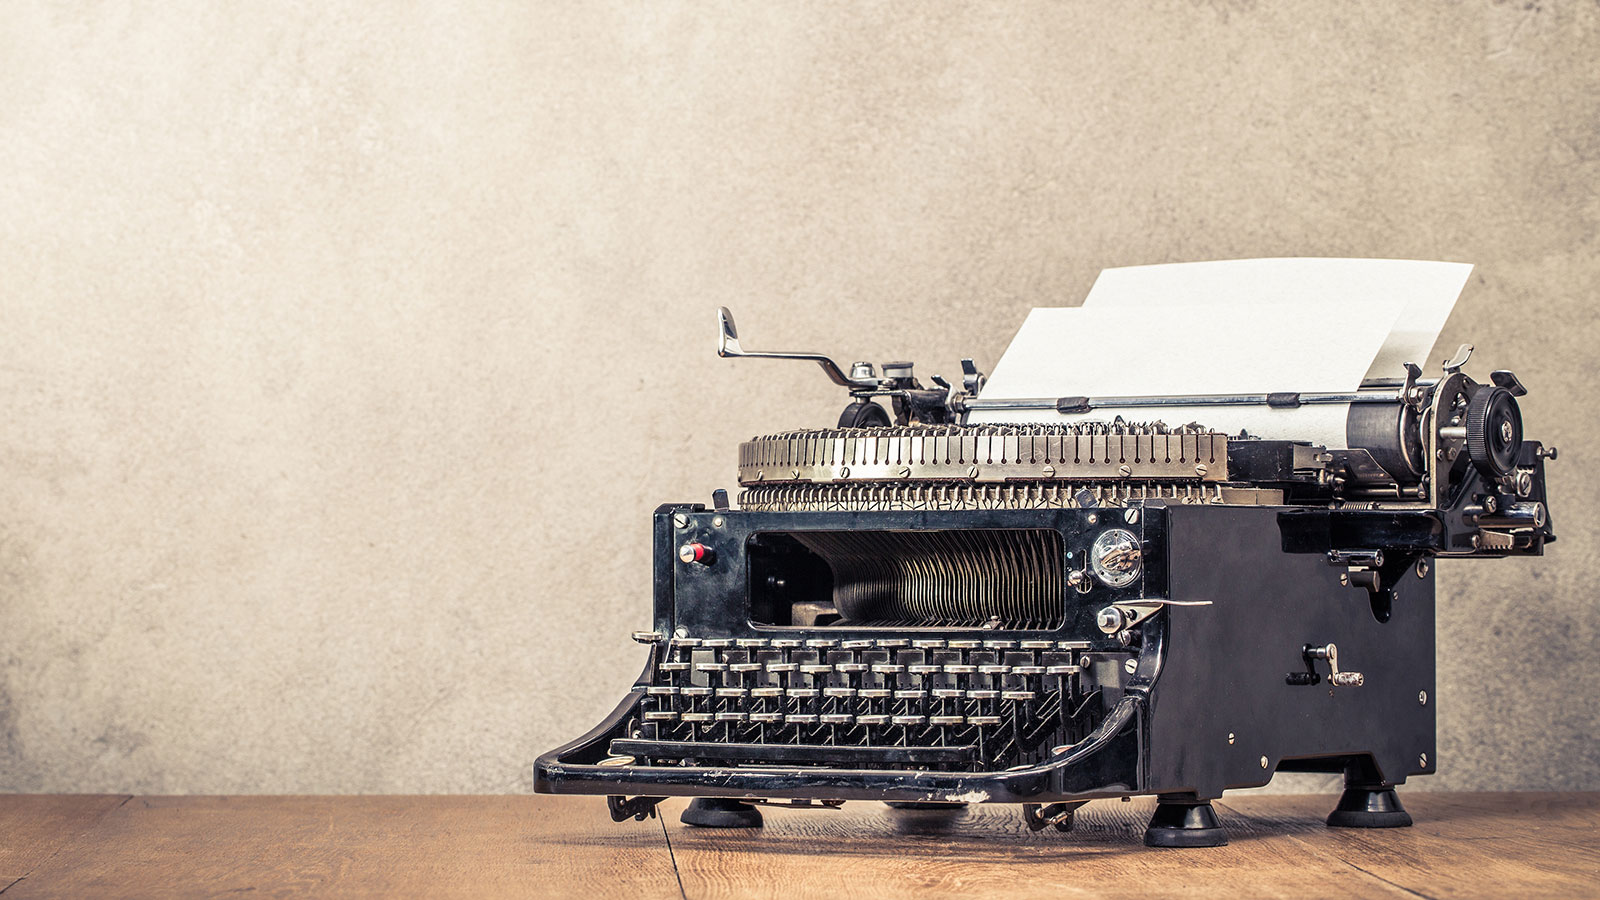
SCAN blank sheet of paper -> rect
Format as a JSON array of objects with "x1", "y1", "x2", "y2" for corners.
[{"x1": 1080, "y1": 258, "x2": 1473, "y2": 381}]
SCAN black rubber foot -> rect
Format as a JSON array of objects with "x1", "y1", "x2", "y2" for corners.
[
  {"x1": 1326, "y1": 786, "x2": 1413, "y2": 828},
  {"x1": 883, "y1": 801, "x2": 967, "y2": 811},
  {"x1": 1144, "y1": 800, "x2": 1228, "y2": 848},
  {"x1": 680, "y1": 797, "x2": 764, "y2": 828}
]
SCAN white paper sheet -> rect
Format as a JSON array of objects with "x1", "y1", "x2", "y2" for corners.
[
  {"x1": 967, "y1": 258, "x2": 1473, "y2": 448},
  {"x1": 1081, "y1": 258, "x2": 1473, "y2": 381},
  {"x1": 967, "y1": 302, "x2": 1401, "y2": 445}
]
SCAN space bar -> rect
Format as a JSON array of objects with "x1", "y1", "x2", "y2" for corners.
[{"x1": 608, "y1": 738, "x2": 976, "y2": 766}]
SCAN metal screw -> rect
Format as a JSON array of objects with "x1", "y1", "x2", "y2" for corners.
[
  {"x1": 1419, "y1": 690, "x2": 1428, "y2": 706},
  {"x1": 711, "y1": 516, "x2": 724, "y2": 528},
  {"x1": 1469, "y1": 534, "x2": 1481, "y2": 549},
  {"x1": 791, "y1": 468, "x2": 800, "y2": 480},
  {"x1": 1501, "y1": 420, "x2": 1514, "y2": 443},
  {"x1": 1118, "y1": 464, "x2": 1132, "y2": 478},
  {"x1": 1195, "y1": 464, "x2": 1208, "y2": 477},
  {"x1": 839, "y1": 467, "x2": 850, "y2": 478},
  {"x1": 1079, "y1": 655, "x2": 1092, "y2": 668},
  {"x1": 1419, "y1": 753, "x2": 1428, "y2": 767},
  {"x1": 1339, "y1": 573, "x2": 1350, "y2": 586},
  {"x1": 1227, "y1": 732, "x2": 1235, "y2": 745},
  {"x1": 967, "y1": 465, "x2": 980, "y2": 479},
  {"x1": 1042, "y1": 464, "x2": 1057, "y2": 478},
  {"x1": 1124, "y1": 508, "x2": 1139, "y2": 524},
  {"x1": 1087, "y1": 513, "x2": 1098, "y2": 525},
  {"x1": 674, "y1": 626, "x2": 688, "y2": 638},
  {"x1": 1123, "y1": 658, "x2": 1137, "y2": 675},
  {"x1": 1260, "y1": 756, "x2": 1268, "y2": 769},
  {"x1": 1416, "y1": 560, "x2": 1429, "y2": 578},
  {"x1": 898, "y1": 466, "x2": 911, "y2": 478},
  {"x1": 672, "y1": 513, "x2": 688, "y2": 529}
]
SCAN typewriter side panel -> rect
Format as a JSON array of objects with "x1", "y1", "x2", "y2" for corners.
[{"x1": 1146, "y1": 505, "x2": 1436, "y2": 799}]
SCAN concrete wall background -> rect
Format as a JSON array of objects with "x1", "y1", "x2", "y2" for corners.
[{"x1": 1, "y1": 1, "x2": 1595, "y2": 794}]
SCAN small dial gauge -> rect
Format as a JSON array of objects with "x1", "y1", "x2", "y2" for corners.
[{"x1": 1090, "y1": 529, "x2": 1143, "y2": 588}]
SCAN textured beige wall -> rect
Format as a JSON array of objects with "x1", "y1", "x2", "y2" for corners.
[{"x1": 1, "y1": 1, "x2": 1596, "y2": 794}]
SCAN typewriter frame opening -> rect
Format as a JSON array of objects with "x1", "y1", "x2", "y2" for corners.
[{"x1": 747, "y1": 528, "x2": 1066, "y2": 630}]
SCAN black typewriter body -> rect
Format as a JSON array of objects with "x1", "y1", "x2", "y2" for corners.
[{"x1": 534, "y1": 309, "x2": 1555, "y2": 846}]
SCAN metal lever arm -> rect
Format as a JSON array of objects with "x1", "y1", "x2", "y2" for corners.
[{"x1": 717, "y1": 308, "x2": 878, "y2": 390}]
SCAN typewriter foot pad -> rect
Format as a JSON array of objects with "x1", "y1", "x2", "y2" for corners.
[
  {"x1": 681, "y1": 797, "x2": 764, "y2": 828},
  {"x1": 1325, "y1": 785, "x2": 1414, "y2": 828},
  {"x1": 1143, "y1": 796, "x2": 1228, "y2": 848}
]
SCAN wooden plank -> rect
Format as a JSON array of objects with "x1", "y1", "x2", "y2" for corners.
[
  {"x1": 0, "y1": 795, "x2": 131, "y2": 886},
  {"x1": 3, "y1": 795, "x2": 680, "y2": 900},
  {"x1": 663, "y1": 796, "x2": 1412, "y2": 899},
  {"x1": 1218, "y1": 791, "x2": 1600, "y2": 900}
]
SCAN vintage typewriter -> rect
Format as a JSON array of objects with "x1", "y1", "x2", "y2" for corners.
[{"x1": 534, "y1": 260, "x2": 1556, "y2": 846}]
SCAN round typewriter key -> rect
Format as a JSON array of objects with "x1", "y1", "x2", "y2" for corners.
[
  {"x1": 1019, "y1": 640, "x2": 1054, "y2": 651},
  {"x1": 891, "y1": 715, "x2": 927, "y2": 726},
  {"x1": 804, "y1": 639, "x2": 839, "y2": 649},
  {"x1": 695, "y1": 662, "x2": 728, "y2": 672},
  {"x1": 820, "y1": 714, "x2": 853, "y2": 725},
  {"x1": 1002, "y1": 690, "x2": 1037, "y2": 702},
  {"x1": 946, "y1": 640, "x2": 981, "y2": 650},
  {"x1": 715, "y1": 712, "x2": 747, "y2": 722},
  {"x1": 785, "y1": 714, "x2": 819, "y2": 725},
  {"x1": 749, "y1": 687, "x2": 782, "y2": 698},
  {"x1": 968, "y1": 715, "x2": 1002, "y2": 726},
  {"x1": 680, "y1": 712, "x2": 713, "y2": 723},
  {"x1": 893, "y1": 689, "x2": 927, "y2": 700},
  {"x1": 670, "y1": 637, "x2": 702, "y2": 648},
  {"x1": 765, "y1": 662, "x2": 798, "y2": 673},
  {"x1": 930, "y1": 715, "x2": 965, "y2": 726},
  {"x1": 701, "y1": 638, "x2": 733, "y2": 649},
  {"x1": 840, "y1": 640, "x2": 874, "y2": 650},
  {"x1": 786, "y1": 688, "x2": 819, "y2": 699},
  {"x1": 982, "y1": 640, "x2": 1017, "y2": 650},
  {"x1": 771, "y1": 639, "x2": 803, "y2": 649},
  {"x1": 735, "y1": 638, "x2": 767, "y2": 648},
  {"x1": 823, "y1": 687, "x2": 856, "y2": 698},
  {"x1": 871, "y1": 664, "x2": 906, "y2": 674},
  {"x1": 979, "y1": 665, "x2": 1012, "y2": 675},
  {"x1": 911, "y1": 639, "x2": 946, "y2": 650},
  {"x1": 1046, "y1": 664, "x2": 1081, "y2": 675},
  {"x1": 965, "y1": 690, "x2": 999, "y2": 701},
  {"x1": 906, "y1": 664, "x2": 941, "y2": 675},
  {"x1": 642, "y1": 711, "x2": 679, "y2": 721},
  {"x1": 943, "y1": 664, "x2": 977, "y2": 675},
  {"x1": 856, "y1": 714, "x2": 890, "y2": 726},
  {"x1": 931, "y1": 688, "x2": 964, "y2": 699},
  {"x1": 632, "y1": 631, "x2": 664, "y2": 643},
  {"x1": 799, "y1": 664, "x2": 832, "y2": 675},
  {"x1": 658, "y1": 661, "x2": 691, "y2": 672},
  {"x1": 716, "y1": 687, "x2": 747, "y2": 698},
  {"x1": 646, "y1": 686, "x2": 680, "y2": 695},
  {"x1": 857, "y1": 688, "x2": 891, "y2": 699},
  {"x1": 750, "y1": 712, "x2": 784, "y2": 723},
  {"x1": 1012, "y1": 666, "x2": 1047, "y2": 676},
  {"x1": 729, "y1": 663, "x2": 763, "y2": 673},
  {"x1": 875, "y1": 639, "x2": 911, "y2": 649},
  {"x1": 680, "y1": 687, "x2": 712, "y2": 697},
  {"x1": 834, "y1": 662, "x2": 869, "y2": 674}
]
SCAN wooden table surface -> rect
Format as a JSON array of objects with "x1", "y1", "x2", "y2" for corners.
[{"x1": 0, "y1": 792, "x2": 1594, "y2": 898}]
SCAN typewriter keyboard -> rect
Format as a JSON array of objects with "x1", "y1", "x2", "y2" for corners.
[{"x1": 613, "y1": 635, "x2": 1111, "y2": 772}]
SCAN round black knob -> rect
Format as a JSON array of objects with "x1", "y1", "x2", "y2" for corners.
[
  {"x1": 1465, "y1": 385, "x2": 1523, "y2": 479},
  {"x1": 837, "y1": 400, "x2": 891, "y2": 428}
]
